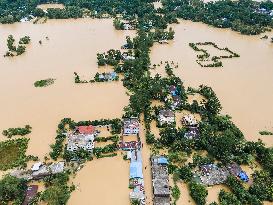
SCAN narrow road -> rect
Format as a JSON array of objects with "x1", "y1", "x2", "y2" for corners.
[{"x1": 139, "y1": 114, "x2": 153, "y2": 205}]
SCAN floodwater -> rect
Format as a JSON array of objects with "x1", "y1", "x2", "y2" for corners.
[
  {"x1": 0, "y1": 18, "x2": 133, "y2": 160},
  {"x1": 151, "y1": 20, "x2": 273, "y2": 147},
  {"x1": 68, "y1": 155, "x2": 130, "y2": 205},
  {"x1": 0, "y1": 15, "x2": 272, "y2": 205}
]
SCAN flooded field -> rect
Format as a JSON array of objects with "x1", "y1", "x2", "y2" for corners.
[
  {"x1": 0, "y1": 18, "x2": 133, "y2": 159},
  {"x1": 0, "y1": 15, "x2": 273, "y2": 205},
  {"x1": 151, "y1": 20, "x2": 273, "y2": 147},
  {"x1": 68, "y1": 155, "x2": 130, "y2": 205}
]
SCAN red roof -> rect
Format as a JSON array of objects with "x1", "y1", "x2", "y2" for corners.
[{"x1": 77, "y1": 125, "x2": 95, "y2": 134}]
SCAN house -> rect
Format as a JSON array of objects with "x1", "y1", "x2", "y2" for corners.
[
  {"x1": 123, "y1": 118, "x2": 140, "y2": 135},
  {"x1": 199, "y1": 164, "x2": 229, "y2": 186},
  {"x1": 184, "y1": 127, "x2": 199, "y2": 139},
  {"x1": 182, "y1": 114, "x2": 198, "y2": 127},
  {"x1": 32, "y1": 162, "x2": 65, "y2": 180},
  {"x1": 226, "y1": 163, "x2": 249, "y2": 182},
  {"x1": 158, "y1": 109, "x2": 175, "y2": 126},
  {"x1": 122, "y1": 53, "x2": 135, "y2": 61},
  {"x1": 169, "y1": 85, "x2": 178, "y2": 96},
  {"x1": 22, "y1": 185, "x2": 38, "y2": 205},
  {"x1": 151, "y1": 156, "x2": 170, "y2": 205},
  {"x1": 67, "y1": 133, "x2": 95, "y2": 152},
  {"x1": 130, "y1": 161, "x2": 144, "y2": 179}
]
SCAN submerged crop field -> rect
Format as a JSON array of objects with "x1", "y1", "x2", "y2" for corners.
[{"x1": 0, "y1": 0, "x2": 273, "y2": 205}]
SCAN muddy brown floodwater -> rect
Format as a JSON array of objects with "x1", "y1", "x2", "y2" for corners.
[
  {"x1": 0, "y1": 18, "x2": 134, "y2": 160},
  {"x1": 0, "y1": 16, "x2": 273, "y2": 205},
  {"x1": 151, "y1": 20, "x2": 273, "y2": 147}
]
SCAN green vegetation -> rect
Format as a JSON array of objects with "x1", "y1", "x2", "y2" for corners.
[
  {"x1": 162, "y1": 0, "x2": 273, "y2": 35},
  {"x1": 189, "y1": 42, "x2": 240, "y2": 67},
  {"x1": 219, "y1": 189, "x2": 242, "y2": 205},
  {"x1": 171, "y1": 184, "x2": 181, "y2": 205},
  {"x1": 0, "y1": 174, "x2": 27, "y2": 205},
  {"x1": 34, "y1": 78, "x2": 55, "y2": 87},
  {"x1": 41, "y1": 172, "x2": 74, "y2": 205},
  {"x1": 259, "y1": 130, "x2": 273, "y2": 135},
  {"x1": 2, "y1": 125, "x2": 32, "y2": 138},
  {"x1": 249, "y1": 171, "x2": 273, "y2": 202},
  {"x1": 189, "y1": 181, "x2": 208, "y2": 205},
  {"x1": 0, "y1": 138, "x2": 29, "y2": 170},
  {"x1": 4, "y1": 35, "x2": 31, "y2": 57}
]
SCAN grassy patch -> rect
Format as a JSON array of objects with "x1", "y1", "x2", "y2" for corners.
[
  {"x1": 259, "y1": 130, "x2": 273, "y2": 135},
  {"x1": 0, "y1": 138, "x2": 29, "y2": 171},
  {"x1": 34, "y1": 78, "x2": 55, "y2": 87}
]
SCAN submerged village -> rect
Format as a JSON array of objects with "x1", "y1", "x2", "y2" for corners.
[{"x1": 0, "y1": 0, "x2": 273, "y2": 205}]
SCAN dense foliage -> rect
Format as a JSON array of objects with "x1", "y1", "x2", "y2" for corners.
[
  {"x1": 2, "y1": 125, "x2": 32, "y2": 138},
  {"x1": 0, "y1": 175, "x2": 27, "y2": 205}
]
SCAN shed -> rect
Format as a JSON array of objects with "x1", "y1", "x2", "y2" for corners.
[
  {"x1": 239, "y1": 171, "x2": 249, "y2": 182},
  {"x1": 130, "y1": 161, "x2": 143, "y2": 179},
  {"x1": 31, "y1": 162, "x2": 42, "y2": 171}
]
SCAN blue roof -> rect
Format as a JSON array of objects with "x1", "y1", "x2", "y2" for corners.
[
  {"x1": 239, "y1": 171, "x2": 249, "y2": 182},
  {"x1": 130, "y1": 162, "x2": 143, "y2": 179},
  {"x1": 158, "y1": 157, "x2": 168, "y2": 164}
]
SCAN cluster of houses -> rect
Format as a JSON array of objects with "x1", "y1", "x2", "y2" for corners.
[
  {"x1": 182, "y1": 114, "x2": 199, "y2": 139},
  {"x1": 151, "y1": 156, "x2": 170, "y2": 205},
  {"x1": 10, "y1": 161, "x2": 65, "y2": 180},
  {"x1": 196, "y1": 162, "x2": 249, "y2": 186},
  {"x1": 121, "y1": 118, "x2": 146, "y2": 204},
  {"x1": 66, "y1": 125, "x2": 98, "y2": 153},
  {"x1": 158, "y1": 109, "x2": 175, "y2": 126},
  {"x1": 97, "y1": 72, "x2": 118, "y2": 82}
]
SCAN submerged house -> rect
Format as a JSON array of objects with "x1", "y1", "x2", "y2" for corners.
[
  {"x1": 32, "y1": 161, "x2": 65, "y2": 179},
  {"x1": 11, "y1": 162, "x2": 65, "y2": 180},
  {"x1": 226, "y1": 163, "x2": 249, "y2": 182},
  {"x1": 198, "y1": 164, "x2": 229, "y2": 186},
  {"x1": 182, "y1": 114, "x2": 198, "y2": 127},
  {"x1": 151, "y1": 156, "x2": 170, "y2": 205},
  {"x1": 158, "y1": 109, "x2": 175, "y2": 126},
  {"x1": 123, "y1": 118, "x2": 140, "y2": 135},
  {"x1": 67, "y1": 125, "x2": 97, "y2": 152}
]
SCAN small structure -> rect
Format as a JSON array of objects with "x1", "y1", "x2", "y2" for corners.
[
  {"x1": 158, "y1": 109, "x2": 175, "y2": 126},
  {"x1": 226, "y1": 163, "x2": 249, "y2": 182},
  {"x1": 31, "y1": 162, "x2": 42, "y2": 171},
  {"x1": 199, "y1": 164, "x2": 229, "y2": 186},
  {"x1": 122, "y1": 52, "x2": 135, "y2": 60},
  {"x1": 22, "y1": 185, "x2": 38, "y2": 205},
  {"x1": 119, "y1": 141, "x2": 141, "y2": 151},
  {"x1": 123, "y1": 118, "x2": 140, "y2": 135},
  {"x1": 169, "y1": 85, "x2": 178, "y2": 96},
  {"x1": 98, "y1": 72, "x2": 118, "y2": 81},
  {"x1": 151, "y1": 156, "x2": 170, "y2": 205},
  {"x1": 158, "y1": 40, "x2": 168, "y2": 44},
  {"x1": 182, "y1": 114, "x2": 198, "y2": 127}
]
